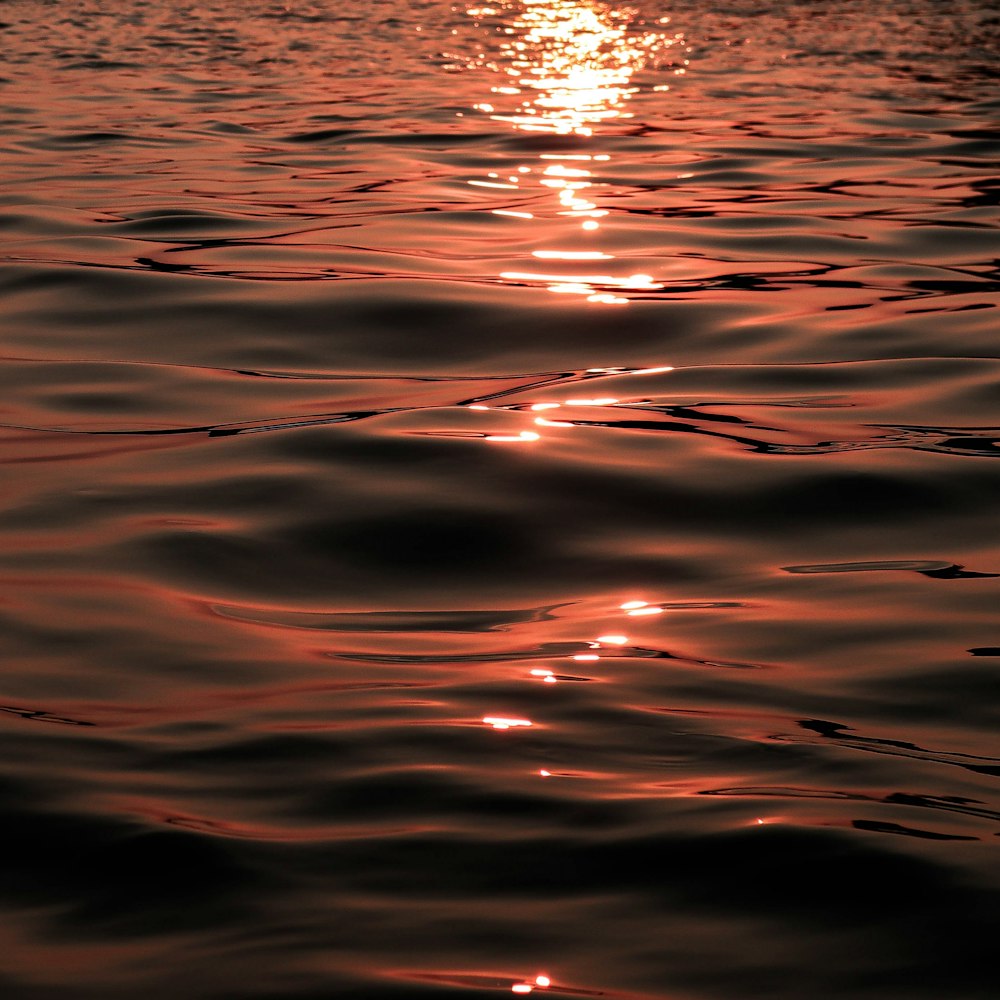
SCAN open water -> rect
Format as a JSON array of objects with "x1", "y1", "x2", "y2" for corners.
[{"x1": 1, "y1": 1, "x2": 999, "y2": 998}]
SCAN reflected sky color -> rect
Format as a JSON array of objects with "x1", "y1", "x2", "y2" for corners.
[{"x1": 466, "y1": 2, "x2": 677, "y2": 301}]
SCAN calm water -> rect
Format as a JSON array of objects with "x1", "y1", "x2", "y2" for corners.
[{"x1": 1, "y1": 1, "x2": 998, "y2": 997}]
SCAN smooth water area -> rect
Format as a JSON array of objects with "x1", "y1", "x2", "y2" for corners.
[{"x1": 1, "y1": 2, "x2": 998, "y2": 997}]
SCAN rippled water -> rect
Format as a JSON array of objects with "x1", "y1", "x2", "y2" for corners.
[{"x1": 1, "y1": 1, "x2": 998, "y2": 998}]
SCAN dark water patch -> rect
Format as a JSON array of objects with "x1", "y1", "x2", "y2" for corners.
[
  {"x1": 109, "y1": 210, "x2": 265, "y2": 235},
  {"x1": 784, "y1": 560, "x2": 999, "y2": 577},
  {"x1": 702, "y1": 785, "x2": 1000, "y2": 825},
  {"x1": 2, "y1": 803, "x2": 262, "y2": 934},
  {"x1": 64, "y1": 59, "x2": 141, "y2": 70},
  {"x1": 285, "y1": 127, "x2": 364, "y2": 144},
  {"x1": 291, "y1": 769, "x2": 638, "y2": 831},
  {"x1": 852, "y1": 819, "x2": 978, "y2": 841},
  {"x1": 23, "y1": 130, "x2": 179, "y2": 149},
  {"x1": 787, "y1": 719, "x2": 1000, "y2": 777},
  {"x1": 279, "y1": 505, "x2": 544, "y2": 578},
  {"x1": 0, "y1": 703, "x2": 95, "y2": 727},
  {"x1": 859, "y1": 663, "x2": 1000, "y2": 734},
  {"x1": 210, "y1": 603, "x2": 563, "y2": 633}
]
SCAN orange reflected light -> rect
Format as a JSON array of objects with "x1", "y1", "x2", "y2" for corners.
[
  {"x1": 596, "y1": 634, "x2": 628, "y2": 645},
  {"x1": 530, "y1": 669, "x2": 557, "y2": 683},
  {"x1": 536, "y1": 975, "x2": 552, "y2": 988},
  {"x1": 493, "y1": 208, "x2": 534, "y2": 219},
  {"x1": 467, "y1": 1, "x2": 671, "y2": 303},
  {"x1": 627, "y1": 606, "x2": 664, "y2": 617},
  {"x1": 620, "y1": 600, "x2": 647, "y2": 610},
  {"x1": 485, "y1": 430, "x2": 541, "y2": 442},
  {"x1": 483, "y1": 716, "x2": 533, "y2": 729}
]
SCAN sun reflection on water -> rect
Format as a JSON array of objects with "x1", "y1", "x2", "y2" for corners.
[
  {"x1": 465, "y1": 1, "x2": 677, "y2": 301},
  {"x1": 480, "y1": 0, "x2": 661, "y2": 136},
  {"x1": 483, "y1": 715, "x2": 534, "y2": 729}
]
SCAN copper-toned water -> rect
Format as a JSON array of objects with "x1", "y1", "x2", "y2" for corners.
[{"x1": 1, "y1": 2, "x2": 998, "y2": 998}]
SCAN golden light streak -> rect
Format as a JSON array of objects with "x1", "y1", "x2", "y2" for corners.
[
  {"x1": 483, "y1": 716, "x2": 533, "y2": 729},
  {"x1": 542, "y1": 164, "x2": 591, "y2": 177},
  {"x1": 484, "y1": 430, "x2": 541, "y2": 442},
  {"x1": 633, "y1": 365, "x2": 676, "y2": 374},
  {"x1": 465, "y1": 1, "x2": 672, "y2": 302}
]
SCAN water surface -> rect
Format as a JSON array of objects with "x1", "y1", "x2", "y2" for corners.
[{"x1": 1, "y1": 2, "x2": 998, "y2": 998}]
